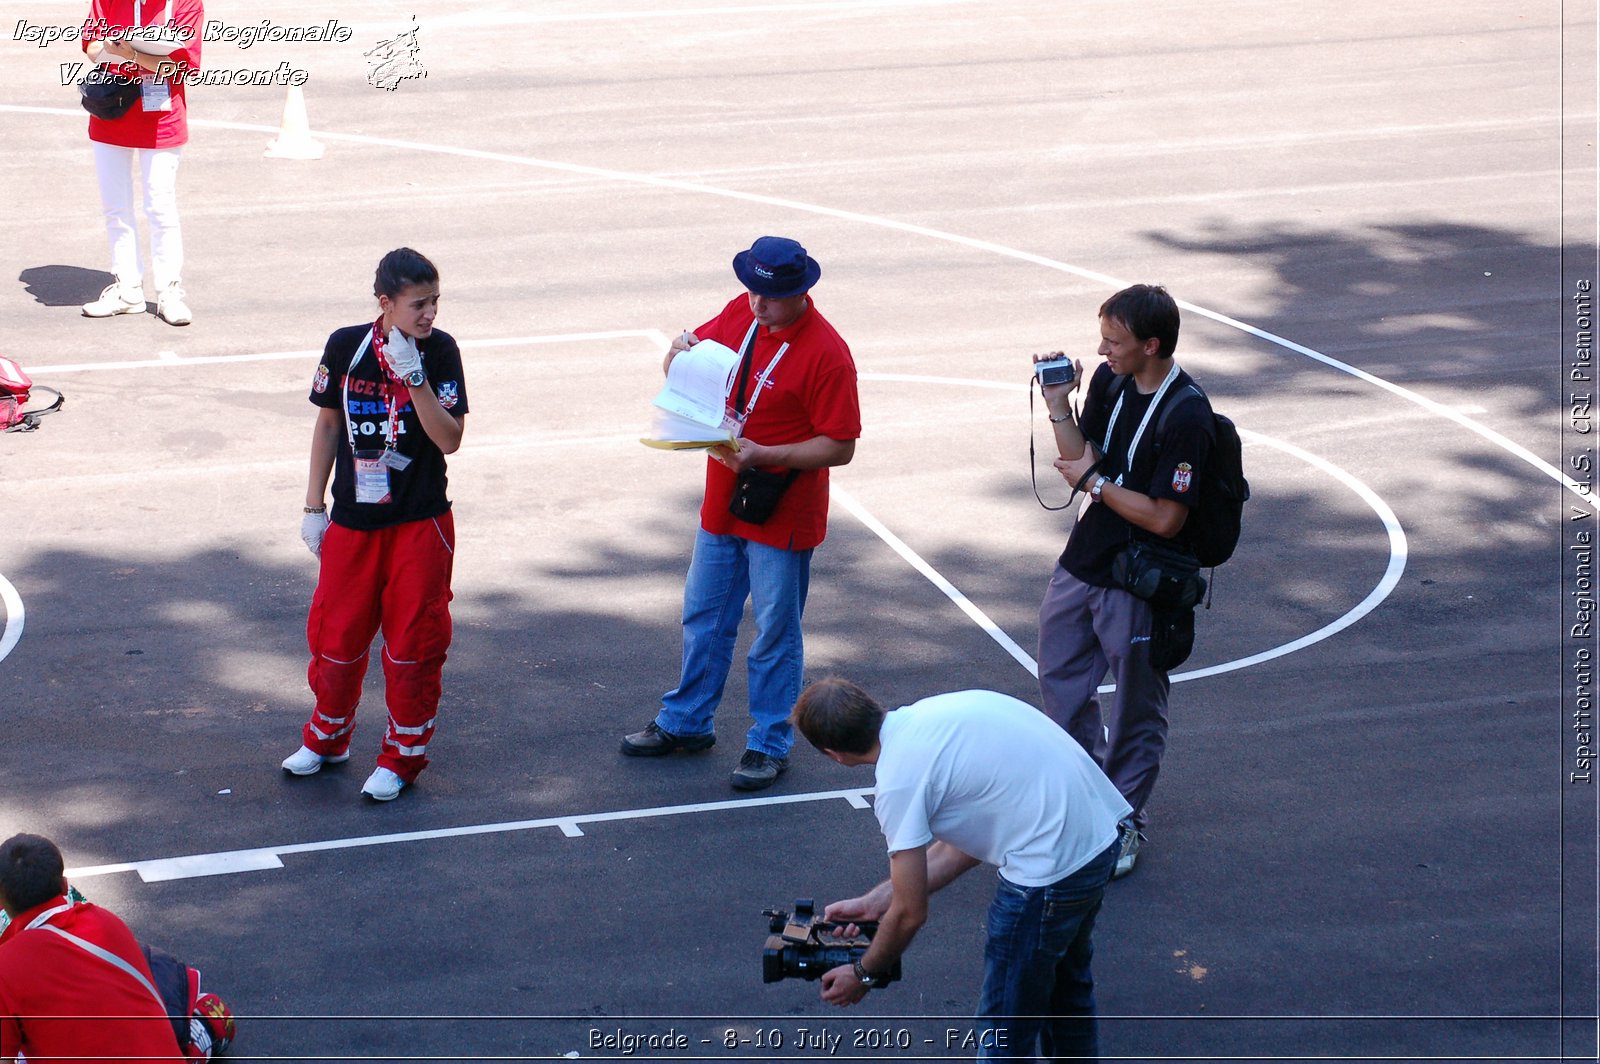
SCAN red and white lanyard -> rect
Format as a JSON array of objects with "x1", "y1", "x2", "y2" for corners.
[
  {"x1": 343, "y1": 319, "x2": 404, "y2": 453},
  {"x1": 730, "y1": 320, "x2": 790, "y2": 424}
]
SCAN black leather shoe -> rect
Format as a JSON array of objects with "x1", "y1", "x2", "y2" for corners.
[
  {"x1": 730, "y1": 749, "x2": 788, "y2": 790},
  {"x1": 621, "y1": 721, "x2": 716, "y2": 757}
]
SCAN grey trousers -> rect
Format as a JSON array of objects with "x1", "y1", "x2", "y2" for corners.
[{"x1": 1038, "y1": 563, "x2": 1170, "y2": 830}]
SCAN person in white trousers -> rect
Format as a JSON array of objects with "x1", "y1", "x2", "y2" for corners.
[{"x1": 79, "y1": 0, "x2": 204, "y2": 326}]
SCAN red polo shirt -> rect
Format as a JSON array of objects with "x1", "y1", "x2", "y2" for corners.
[
  {"x1": 82, "y1": 0, "x2": 204, "y2": 149},
  {"x1": 0, "y1": 895, "x2": 183, "y2": 1063},
  {"x1": 694, "y1": 294, "x2": 861, "y2": 551}
]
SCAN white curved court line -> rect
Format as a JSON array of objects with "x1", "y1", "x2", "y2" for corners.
[
  {"x1": 1176, "y1": 428, "x2": 1408, "y2": 683},
  {"x1": 3, "y1": 104, "x2": 1571, "y2": 506},
  {"x1": 835, "y1": 425, "x2": 1408, "y2": 689},
  {"x1": 0, "y1": 574, "x2": 24, "y2": 664}
]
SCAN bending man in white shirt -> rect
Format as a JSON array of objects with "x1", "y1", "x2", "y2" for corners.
[{"x1": 791, "y1": 678, "x2": 1131, "y2": 1063}]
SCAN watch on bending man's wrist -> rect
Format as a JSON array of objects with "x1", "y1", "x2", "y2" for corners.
[
  {"x1": 851, "y1": 959, "x2": 885, "y2": 988},
  {"x1": 403, "y1": 369, "x2": 427, "y2": 388}
]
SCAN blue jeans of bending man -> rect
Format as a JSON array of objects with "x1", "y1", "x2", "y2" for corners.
[
  {"x1": 656, "y1": 529, "x2": 812, "y2": 757},
  {"x1": 977, "y1": 838, "x2": 1119, "y2": 1063}
]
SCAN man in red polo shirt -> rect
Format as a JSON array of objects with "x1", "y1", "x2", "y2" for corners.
[
  {"x1": 0, "y1": 834, "x2": 233, "y2": 1063},
  {"x1": 622, "y1": 236, "x2": 862, "y2": 790}
]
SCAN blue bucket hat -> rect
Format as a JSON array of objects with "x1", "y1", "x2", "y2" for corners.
[{"x1": 732, "y1": 236, "x2": 821, "y2": 299}]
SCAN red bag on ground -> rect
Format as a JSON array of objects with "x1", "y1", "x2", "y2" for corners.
[{"x1": 0, "y1": 355, "x2": 63, "y2": 431}]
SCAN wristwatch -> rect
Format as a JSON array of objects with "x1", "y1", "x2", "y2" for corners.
[
  {"x1": 403, "y1": 369, "x2": 427, "y2": 388},
  {"x1": 851, "y1": 959, "x2": 887, "y2": 989},
  {"x1": 1090, "y1": 475, "x2": 1107, "y2": 499}
]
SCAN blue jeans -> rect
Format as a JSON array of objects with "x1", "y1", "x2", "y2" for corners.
[
  {"x1": 656, "y1": 529, "x2": 812, "y2": 757},
  {"x1": 977, "y1": 838, "x2": 1119, "y2": 1063}
]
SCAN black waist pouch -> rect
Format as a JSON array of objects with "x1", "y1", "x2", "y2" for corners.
[
  {"x1": 81, "y1": 67, "x2": 141, "y2": 120},
  {"x1": 1112, "y1": 537, "x2": 1206, "y2": 613},
  {"x1": 729, "y1": 467, "x2": 800, "y2": 525}
]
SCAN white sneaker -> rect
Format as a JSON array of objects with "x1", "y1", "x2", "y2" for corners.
[
  {"x1": 156, "y1": 283, "x2": 192, "y2": 326},
  {"x1": 82, "y1": 283, "x2": 144, "y2": 317},
  {"x1": 361, "y1": 767, "x2": 406, "y2": 801},
  {"x1": 281, "y1": 745, "x2": 349, "y2": 776},
  {"x1": 1112, "y1": 820, "x2": 1144, "y2": 880}
]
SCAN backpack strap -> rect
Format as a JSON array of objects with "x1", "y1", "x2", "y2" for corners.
[
  {"x1": 1153, "y1": 383, "x2": 1208, "y2": 439},
  {"x1": 1105, "y1": 375, "x2": 1206, "y2": 464}
]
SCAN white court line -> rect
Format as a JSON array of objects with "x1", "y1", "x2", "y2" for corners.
[
  {"x1": 832, "y1": 486, "x2": 1038, "y2": 675},
  {"x1": 26, "y1": 330, "x2": 669, "y2": 376},
  {"x1": 0, "y1": 574, "x2": 24, "y2": 665},
  {"x1": 1176, "y1": 429, "x2": 1408, "y2": 683},
  {"x1": 429, "y1": 0, "x2": 968, "y2": 28},
  {"x1": 834, "y1": 424, "x2": 1408, "y2": 690},
  {"x1": 0, "y1": 331, "x2": 671, "y2": 662},
  {"x1": 65, "y1": 788, "x2": 876, "y2": 883},
  {"x1": 2, "y1": 102, "x2": 1582, "y2": 514}
]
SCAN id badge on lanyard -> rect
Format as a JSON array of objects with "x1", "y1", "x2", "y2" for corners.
[
  {"x1": 344, "y1": 329, "x2": 412, "y2": 505},
  {"x1": 140, "y1": 79, "x2": 172, "y2": 112}
]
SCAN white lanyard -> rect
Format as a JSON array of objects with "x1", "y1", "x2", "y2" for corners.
[
  {"x1": 341, "y1": 329, "x2": 399, "y2": 452},
  {"x1": 132, "y1": 0, "x2": 167, "y2": 28},
  {"x1": 1100, "y1": 362, "x2": 1181, "y2": 487},
  {"x1": 23, "y1": 902, "x2": 74, "y2": 931},
  {"x1": 731, "y1": 320, "x2": 790, "y2": 423}
]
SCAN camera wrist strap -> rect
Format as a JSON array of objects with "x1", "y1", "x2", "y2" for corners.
[{"x1": 1028, "y1": 376, "x2": 1078, "y2": 512}]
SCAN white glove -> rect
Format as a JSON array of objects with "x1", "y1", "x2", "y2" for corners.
[
  {"x1": 301, "y1": 509, "x2": 331, "y2": 557},
  {"x1": 384, "y1": 327, "x2": 424, "y2": 381}
]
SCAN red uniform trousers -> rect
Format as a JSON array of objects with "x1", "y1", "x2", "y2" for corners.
[{"x1": 303, "y1": 511, "x2": 455, "y2": 781}]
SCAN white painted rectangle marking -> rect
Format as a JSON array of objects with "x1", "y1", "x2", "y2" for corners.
[{"x1": 136, "y1": 850, "x2": 285, "y2": 882}]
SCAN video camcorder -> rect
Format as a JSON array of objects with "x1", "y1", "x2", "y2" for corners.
[
  {"x1": 1034, "y1": 356, "x2": 1075, "y2": 387},
  {"x1": 761, "y1": 899, "x2": 901, "y2": 986}
]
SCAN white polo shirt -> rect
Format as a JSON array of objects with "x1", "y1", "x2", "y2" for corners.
[{"x1": 872, "y1": 690, "x2": 1131, "y2": 886}]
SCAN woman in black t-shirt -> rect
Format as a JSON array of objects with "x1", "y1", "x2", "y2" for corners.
[{"x1": 280, "y1": 248, "x2": 470, "y2": 802}]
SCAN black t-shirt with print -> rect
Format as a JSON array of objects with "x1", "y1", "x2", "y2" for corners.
[
  {"x1": 309, "y1": 323, "x2": 469, "y2": 531},
  {"x1": 1060, "y1": 361, "x2": 1213, "y2": 587}
]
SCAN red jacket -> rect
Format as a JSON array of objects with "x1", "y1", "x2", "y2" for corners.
[{"x1": 0, "y1": 894, "x2": 183, "y2": 1063}]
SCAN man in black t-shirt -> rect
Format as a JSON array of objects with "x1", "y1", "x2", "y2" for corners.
[{"x1": 1036, "y1": 284, "x2": 1213, "y2": 879}]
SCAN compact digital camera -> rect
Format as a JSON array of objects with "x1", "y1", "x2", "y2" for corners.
[
  {"x1": 1034, "y1": 356, "x2": 1075, "y2": 387},
  {"x1": 761, "y1": 899, "x2": 901, "y2": 986}
]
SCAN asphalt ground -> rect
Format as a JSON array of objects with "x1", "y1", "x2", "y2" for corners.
[{"x1": 1, "y1": 1, "x2": 1596, "y2": 1061}]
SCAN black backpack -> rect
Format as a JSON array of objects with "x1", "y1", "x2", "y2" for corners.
[{"x1": 1112, "y1": 377, "x2": 1250, "y2": 568}]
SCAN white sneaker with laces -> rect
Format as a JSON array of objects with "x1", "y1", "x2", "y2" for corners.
[
  {"x1": 361, "y1": 767, "x2": 406, "y2": 801},
  {"x1": 156, "y1": 283, "x2": 192, "y2": 326},
  {"x1": 82, "y1": 283, "x2": 144, "y2": 318},
  {"x1": 1112, "y1": 820, "x2": 1144, "y2": 880},
  {"x1": 281, "y1": 745, "x2": 349, "y2": 776}
]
